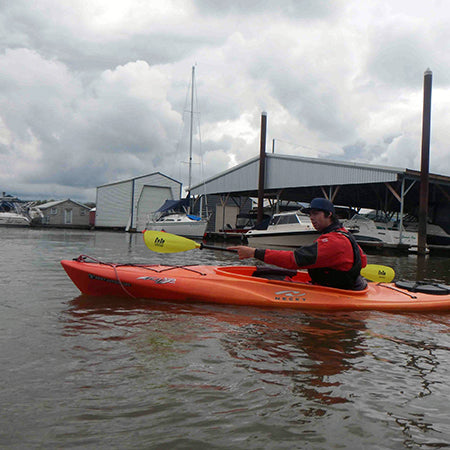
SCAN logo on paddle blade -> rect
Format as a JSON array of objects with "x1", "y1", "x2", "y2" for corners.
[{"x1": 154, "y1": 237, "x2": 165, "y2": 247}]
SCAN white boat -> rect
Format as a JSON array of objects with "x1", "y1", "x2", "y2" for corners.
[
  {"x1": 342, "y1": 214, "x2": 418, "y2": 250},
  {"x1": 145, "y1": 199, "x2": 208, "y2": 238},
  {"x1": 245, "y1": 210, "x2": 319, "y2": 248},
  {"x1": 146, "y1": 66, "x2": 209, "y2": 238},
  {"x1": 0, "y1": 195, "x2": 43, "y2": 227},
  {"x1": 402, "y1": 216, "x2": 450, "y2": 246},
  {"x1": 0, "y1": 210, "x2": 30, "y2": 226}
]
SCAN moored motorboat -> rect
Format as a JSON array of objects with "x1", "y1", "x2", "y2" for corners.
[
  {"x1": 352, "y1": 211, "x2": 450, "y2": 247},
  {"x1": 245, "y1": 210, "x2": 319, "y2": 248},
  {"x1": 0, "y1": 194, "x2": 43, "y2": 226},
  {"x1": 0, "y1": 211, "x2": 30, "y2": 226},
  {"x1": 61, "y1": 256, "x2": 450, "y2": 312},
  {"x1": 342, "y1": 215, "x2": 418, "y2": 251},
  {"x1": 403, "y1": 221, "x2": 450, "y2": 246}
]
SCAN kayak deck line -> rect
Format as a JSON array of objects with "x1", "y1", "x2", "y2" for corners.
[{"x1": 376, "y1": 283, "x2": 418, "y2": 299}]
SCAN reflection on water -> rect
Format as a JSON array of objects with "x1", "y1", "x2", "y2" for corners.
[
  {"x1": 1, "y1": 228, "x2": 450, "y2": 448},
  {"x1": 63, "y1": 293, "x2": 450, "y2": 448},
  {"x1": 66, "y1": 296, "x2": 369, "y2": 407},
  {"x1": 222, "y1": 312, "x2": 368, "y2": 407}
]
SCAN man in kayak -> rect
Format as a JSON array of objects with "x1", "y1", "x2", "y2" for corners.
[{"x1": 229, "y1": 198, "x2": 368, "y2": 290}]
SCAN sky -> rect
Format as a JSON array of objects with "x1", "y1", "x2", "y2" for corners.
[{"x1": 1, "y1": 0, "x2": 449, "y2": 203}]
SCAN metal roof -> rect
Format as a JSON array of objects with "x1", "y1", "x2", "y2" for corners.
[
  {"x1": 97, "y1": 171, "x2": 181, "y2": 189},
  {"x1": 190, "y1": 153, "x2": 450, "y2": 213},
  {"x1": 190, "y1": 154, "x2": 405, "y2": 194},
  {"x1": 38, "y1": 199, "x2": 90, "y2": 210}
]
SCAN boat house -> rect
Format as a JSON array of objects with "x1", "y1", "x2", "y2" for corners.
[
  {"x1": 189, "y1": 153, "x2": 450, "y2": 237},
  {"x1": 95, "y1": 172, "x2": 182, "y2": 231}
]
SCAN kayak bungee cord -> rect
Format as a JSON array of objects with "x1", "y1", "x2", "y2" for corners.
[
  {"x1": 73, "y1": 255, "x2": 208, "y2": 299},
  {"x1": 74, "y1": 255, "x2": 207, "y2": 274},
  {"x1": 74, "y1": 255, "x2": 139, "y2": 298}
]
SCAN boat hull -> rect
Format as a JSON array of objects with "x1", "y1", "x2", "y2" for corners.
[
  {"x1": 343, "y1": 216, "x2": 418, "y2": 252},
  {"x1": 245, "y1": 209, "x2": 319, "y2": 248},
  {"x1": 246, "y1": 230, "x2": 319, "y2": 248},
  {"x1": 61, "y1": 259, "x2": 450, "y2": 312},
  {"x1": 0, "y1": 212, "x2": 30, "y2": 226}
]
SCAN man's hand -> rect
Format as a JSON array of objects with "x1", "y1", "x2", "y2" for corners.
[{"x1": 227, "y1": 246, "x2": 256, "y2": 260}]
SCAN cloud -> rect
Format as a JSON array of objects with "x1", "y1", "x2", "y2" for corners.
[
  {"x1": 0, "y1": 52, "x2": 185, "y2": 196},
  {"x1": 194, "y1": 0, "x2": 341, "y2": 19},
  {"x1": 0, "y1": 0, "x2": 449, "y2": 203}
]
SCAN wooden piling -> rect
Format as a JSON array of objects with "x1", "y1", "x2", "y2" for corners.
[
  {"x1": 418, "y1": 69, "x2": 432, "y2": 255},
  {"x1": 257, "y1": 112, "x2": 267, "y2": 225}
]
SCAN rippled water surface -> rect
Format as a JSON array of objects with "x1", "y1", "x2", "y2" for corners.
[{"x1": 1, "y1": 228, "x2": 449, "y2": 449}]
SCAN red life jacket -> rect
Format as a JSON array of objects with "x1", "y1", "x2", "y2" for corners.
[{"x1": 307, "y1": 229, "x2": 366, "y2": 290}]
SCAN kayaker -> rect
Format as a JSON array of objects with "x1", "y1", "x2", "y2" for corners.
[{"x1": 229, "y1": 198, "x2": 368, "y2": 290}]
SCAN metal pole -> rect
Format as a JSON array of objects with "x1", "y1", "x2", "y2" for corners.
[
  {"x1": 257, "y1": 112, "x2": 267, "y2": 225},
  {"x1": 418, "y1": 68, "x2": 432, "y2": 255},
  {"x1": 398, "y1": 178, "x2": 405, "y2": 244},
  {"x1": 188, "y1": 66, "x2": 195, "y2": 193}
]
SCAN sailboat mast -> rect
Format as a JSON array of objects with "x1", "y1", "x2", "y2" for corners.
[{"x1": 188, "y1": 65, "x2": 195, "y2": 193}]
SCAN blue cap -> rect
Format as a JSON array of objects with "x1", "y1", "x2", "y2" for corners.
[{"x1": 308, "y1": 198, "x2": 335, "y2": 214}]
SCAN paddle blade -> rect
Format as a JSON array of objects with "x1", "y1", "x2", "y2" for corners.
[
  {"x1": 361, "y1": 264, "x2": 395, "y2": 283},
  {"x1": 143, "y1": 230, "x2": 201, "y2": 253}
]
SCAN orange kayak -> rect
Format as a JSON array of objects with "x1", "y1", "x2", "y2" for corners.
[{"x1": 61, "y1": 256, "x2": 450, "y2": 312}]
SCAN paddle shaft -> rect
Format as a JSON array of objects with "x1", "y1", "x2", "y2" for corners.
[{"x1": 200, "y1": 243, "x2": 237, "y2": 253}]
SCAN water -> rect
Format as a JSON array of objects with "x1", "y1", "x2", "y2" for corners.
[{"x1": 1, "y1": 228, "x2": 449, "y2": 449}]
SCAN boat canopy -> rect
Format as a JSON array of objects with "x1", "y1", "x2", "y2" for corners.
[
  {"x1": 156, "y1": 199, "x2": 190, "y2": 213},
  {"x1": 0, "y1": 200, "x2": 17, "y2": 212}
]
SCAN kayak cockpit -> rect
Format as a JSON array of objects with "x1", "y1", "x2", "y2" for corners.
[
  {"x1": 215, "y1": 265, "x2": 308, "y2": 281},
  {"x1": 215, "y1": 265, "x2": 370, "y2": 295}
]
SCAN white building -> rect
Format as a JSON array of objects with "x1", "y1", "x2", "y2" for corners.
[{"x1": 95, "y1": 172, "x2": 182, "y2": 231}]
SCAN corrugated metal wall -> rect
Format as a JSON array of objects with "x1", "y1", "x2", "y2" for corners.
[
  {"x1": 95, "y1": 173, "x2": 181, "y2": 229},
  {"x1": 96, "y1": 180, "x2": 133, "y2": 228},
  {"x1": 195, "y1": 159, "x2": 260, "y2": 194},
  {"x1": 266, "y1": 155, "x2": 400, "y2": 189},
  {"x1": 135, "y1": 185, "x2": 173, "y2": 231}
]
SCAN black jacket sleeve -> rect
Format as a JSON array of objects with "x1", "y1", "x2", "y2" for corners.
[{"x1": 293, "y1": 242, "x2": 318, "y2": 267}]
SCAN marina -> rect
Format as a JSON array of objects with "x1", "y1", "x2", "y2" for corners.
[
  {"x1": 190, "y1": 153, "x2": 449, "y2": 256},
  {"x1": 3, "y1": 4, "x2": 450, "y2": 449}
]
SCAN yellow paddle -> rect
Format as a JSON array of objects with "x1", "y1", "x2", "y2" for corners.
[
  {"x1": 360, "y1": 265, "x2": 395, "y2": 283},
  {"x1": 143, "y1": 230, "x2": 237, "y2": 254},
  {"x1": 143, "y1": 230, "x2": 395, "y2": 282}
]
